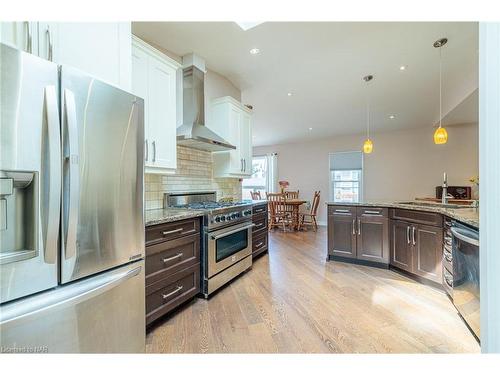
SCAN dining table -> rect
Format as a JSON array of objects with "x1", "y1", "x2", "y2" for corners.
[{"x1": 285, "y1": 199, "x2": 307, "y2": 230}]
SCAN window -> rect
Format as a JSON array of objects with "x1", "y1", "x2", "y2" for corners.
[
  {"x1": 242, "y1": 156, "x2": 267, "y2": 199},
  {"x1": 329, "y1": 151, "x2": 363, "y2": 203}
]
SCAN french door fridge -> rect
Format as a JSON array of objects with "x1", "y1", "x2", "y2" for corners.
[{"x1": 0, "y1": 43, "x2": 145, "y2": 353}]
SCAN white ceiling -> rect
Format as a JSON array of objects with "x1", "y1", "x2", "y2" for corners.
[{"x1": 132, "y1": 22, "x2": 478, "y2": 146}]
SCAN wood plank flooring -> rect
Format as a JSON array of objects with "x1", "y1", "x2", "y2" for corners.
[{"x1": 146, "y1": 227, "x2": 480, "y2": 353}]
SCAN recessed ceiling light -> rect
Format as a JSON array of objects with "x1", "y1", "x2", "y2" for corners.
[
  {"x1": 399, "y1": 65, "x2": 407, "y2": 71},
  {"x1": 308, "y1": 127, "x2": 313, "y2": 131},
  {"x1": 287, "y1": 92, "x2": 293, "y2": 97},
  {"x1": 249, "y1": 48, "x2": 260, "y2": 55},
  {"x1": 389, "y1": 115, "x2": 396, "y2": 119}
]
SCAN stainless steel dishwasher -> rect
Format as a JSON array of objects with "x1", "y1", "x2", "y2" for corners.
[{"x1": 451, "y1": 222, "x2": 480, "y2": 340}]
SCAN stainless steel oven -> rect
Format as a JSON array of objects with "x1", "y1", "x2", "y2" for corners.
[
  {"x1": 164, "y1": 191, "x2": 255, "y2": 298},
  {"x1": 207, "y1": 221, "x2": 253, "y2": 278},
  {"x1": 451, "y1": 221, "x2": 480, "y2": 340}
]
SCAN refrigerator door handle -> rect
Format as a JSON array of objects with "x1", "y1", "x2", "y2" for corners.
[
  {"x1": 43, "y1": 86, "x2": 61, "y2": 264},
  {"x1": 63, "y1": 89, "x2": 80, "y2": 260},
  {"x1": 0, "y1": 265, "x2": 142, "y2": 325}
]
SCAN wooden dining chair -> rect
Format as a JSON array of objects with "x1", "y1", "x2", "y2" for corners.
[
  {"x1": 283, "y1": 190, "x2": 299, "y2": 220},
  {"x1": 284, "y1": 190, "x2": 299, "y2": 199},
  {"x1": 266, "y1": 193, "x2": 289, "y2": 231},
  {"x1": 298, "y1": 191, "x2": 321, "y2": 231},
  {"x1": 250, "y1": 191, "x2": 262, "y2": 200}
]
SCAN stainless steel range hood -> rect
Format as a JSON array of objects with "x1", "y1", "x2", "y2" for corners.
[{"x1": 176, "y1": 58, "x2": 236, "y2": 151}]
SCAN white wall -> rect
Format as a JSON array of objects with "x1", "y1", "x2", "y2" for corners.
[
  {"x1": 479, "y1": 22, "x2": 500, "y2": 354},
  {"x1": 254, "y1": 123, "x2": 478, "y2": 224}
]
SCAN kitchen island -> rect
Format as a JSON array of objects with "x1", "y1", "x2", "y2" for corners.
[{"x1": 326, "y1": 201, "x2": 478, "y2": 287}]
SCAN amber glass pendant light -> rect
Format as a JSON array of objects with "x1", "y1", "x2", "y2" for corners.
[
  {"x1": 363, "y1": 75, "x2": 374, "y2": 153},
  {"x1": 433, "y1": 38, "x2": 448, "y2": 145}
]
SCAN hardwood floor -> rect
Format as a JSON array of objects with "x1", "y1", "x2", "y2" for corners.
[{"x1": 146, "y1": 227, "x2": 480, "y2": 353}]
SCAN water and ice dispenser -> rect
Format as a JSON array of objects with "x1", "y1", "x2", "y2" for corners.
[{"x1": 0, "y1": 171, "x2": 38, "y2": 264}]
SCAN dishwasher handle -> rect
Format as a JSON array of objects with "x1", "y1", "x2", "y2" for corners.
[{"x1": 451, "y1": 227, "x2": 479, "y2": 247}]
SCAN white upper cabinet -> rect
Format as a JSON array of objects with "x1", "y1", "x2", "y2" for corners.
[
  {"x1": 210, "y1": 96, "x2": 253, "y2": 178},
  {"x1": 132, "y1": 36, "x2": 180, "y2": 174},
  {"x1": 0, "y1": 22, "x2": 38, "y2": 54},
  {"x1": 38, "y1": 23, "x2": 132, "y2": 90},
  {"x1": 1, "y1": 22, "x2": 131, "y2": 91}
]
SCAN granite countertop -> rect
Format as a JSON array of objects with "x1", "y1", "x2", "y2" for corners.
[
  {"x1": 325, "y1": 201, "x2": 479, "y2": 229},
  {"x1": 145, "y1": 208, "x2": 205, "y2": 226}
]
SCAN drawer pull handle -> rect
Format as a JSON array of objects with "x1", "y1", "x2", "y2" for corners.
[
  {"x1": 255, "y1": 242, "x2": 264, "y2": 248},
  {"x1": 162, "y1": 228, "x2": 183, "y2": 236},
  {"x1": 363, "y1": 210, "x2": 381, "y2": 215},
  {"x1": 255, "y1": 208, "x2": 265, "y2": 213},
  {"x1": 162, "y1": 253, "x2": 183, "y2": 263},
  {"x1": 335, "y1": 209, "x2": 350, "y2": 213},
  {"x1": 444, "y1": 276, "x2": 453, "y2": 288},
  {"x1": 162, "y1": 285, "x2": 183, "y2": 299},
  {"x1": 255, "y1": 223, "x2": 264, "y2": 228}
]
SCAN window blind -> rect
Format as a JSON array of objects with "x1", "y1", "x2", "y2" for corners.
[{"x1": 329, "y1": 151, "x2": 363, "y2": 171}]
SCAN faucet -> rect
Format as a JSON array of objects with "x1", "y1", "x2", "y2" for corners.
[{"x1": 442, "y1": 172, "x2": 448, "y2": 204}]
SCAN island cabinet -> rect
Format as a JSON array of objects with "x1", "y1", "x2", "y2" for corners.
[
  {"x1": 328, "y1": 206, "x2": 389, "y2": 265},
  {"x1": 145, "y1": 217, "x2": 202, "y2": 326},
  {"x1": 389, "y1": 209, "x2": 443, "y2": 284},
  {"x1": 252, "y1": 203, "x2": 269, "y2": 258}
]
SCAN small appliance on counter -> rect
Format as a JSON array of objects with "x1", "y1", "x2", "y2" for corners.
[
  {"x1": 164, "y1": 192, "x2": 254, "y2": 297},
  {"x1": 436, "y1": 186, "x2": 472, "y2": 200}
]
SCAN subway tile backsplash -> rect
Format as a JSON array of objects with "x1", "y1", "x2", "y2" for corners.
[{"x1": 144, "y1": 146, "x2": 242, "y2": 210}]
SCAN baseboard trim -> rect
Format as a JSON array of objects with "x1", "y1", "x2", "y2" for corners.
[{"x1": 327, "y1": 255, "x2": 389, "y2": 269}]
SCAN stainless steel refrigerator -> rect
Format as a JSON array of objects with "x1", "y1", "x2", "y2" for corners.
[{"x1": 0, "y1": 43, "x2": 145, "y2": 353}]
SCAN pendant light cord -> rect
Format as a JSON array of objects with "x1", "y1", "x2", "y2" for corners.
[
  {"x1": 439, "y1": 46, "x2": 442, "y2": 129},
  {"x1": 366, "y1": 81, "x2": 370, "y2": 139}
]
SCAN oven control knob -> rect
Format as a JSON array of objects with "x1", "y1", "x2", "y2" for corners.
[
  {"x1": 215, "y1": 216, "x2": 221, "y2": 223},
  {"x1": 220, "y1": 216, "x2": 225, "y2": 222},
  {"x1": 231, "y1": 213, "x2": 237, "y2": 219},
  {"x1": 226, "y1": 214, "x2": 231, "y2": 221}
]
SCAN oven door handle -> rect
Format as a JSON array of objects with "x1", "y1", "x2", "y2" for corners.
[
  {"x1": 211, "y1": 223, "x2": 256, "y2": 240},
  {"x1": 451, "y1": 227, "x2": 479, "y2": 247}
]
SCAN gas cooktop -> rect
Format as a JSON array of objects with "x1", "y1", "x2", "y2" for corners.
[{"x1": 173, "y1": 200, "x2": 253, "y2": 210}]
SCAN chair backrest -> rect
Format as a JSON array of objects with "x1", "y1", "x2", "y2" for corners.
[
  {"x1": 266, "y1": 193, "x2": 286, "y2": 215},
  {"x1": 285, "y1": 190, "x2": 299, "y2": 200},
  {"x1": 250, "y1": 191, "x2": 262, "y2": 200},
  {"x1": 310, "y1": 191, "x2": 321, "y2": 215}
]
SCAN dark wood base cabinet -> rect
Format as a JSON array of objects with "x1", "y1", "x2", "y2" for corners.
[
  {"x1": 328, "y1": 206, "x2": 389, "y2": 265},
  {"x1": 328, "y1": 206, "x2": 444, "y2": 286},
  {"x1": 145, "y1": 217, "x2": 202, "y2": 326},
  {"x1": 389, "y1": 211, "x2": 443, "y2": 284},
  {"x1": 252, "y1": 203, "x2": 269, "y2": 258}
]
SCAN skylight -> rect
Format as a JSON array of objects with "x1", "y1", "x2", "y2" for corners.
[{"x1": 235, "y1": 22, "x2": 264, "y2": 31}]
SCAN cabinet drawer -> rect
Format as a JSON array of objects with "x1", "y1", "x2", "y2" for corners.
[
  {"x1": 357, "y1": 207, "x2": 388, "y2": 217},
  {"x1": 146, "y1": 263, "x2": 200, "y2": 325},
  {"x1": 252, "y1": 212, "x2": 268, "y2": 234},
  {"x1": 328, "y1": 205, "x2": 356, "y2": 216},
  {"x1": 390, "y1": 209, "x2": 443, "y2": 227},
  {"x1": 146, "y1": 218, "x2": 200, "y2": 246},
  {"x1": 252, "y1": 231, "x2": 268, "y2": 257},
  {"x1": 145, "y1": 233, "x2": 200, "y2": 285},
  {"x1": 253, "y1": 204, "x2": 268, "y2": 215}
]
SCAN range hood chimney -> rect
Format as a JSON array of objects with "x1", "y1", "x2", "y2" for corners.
[{"x1": 176, "y1": 54, "x2": 236, "y2": 151}]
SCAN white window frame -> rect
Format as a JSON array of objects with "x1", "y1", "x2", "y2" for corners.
[
  {"x1": 242, "y1": 155, "x2": 267, "y2": 198},
  {"x1": 328, "y1": 151, "x2": 364, "y2": 203}
]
